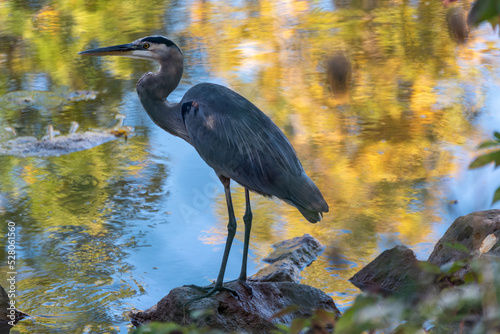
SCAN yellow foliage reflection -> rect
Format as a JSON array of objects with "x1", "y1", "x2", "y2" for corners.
[{"x1": 0, "y1": 0, "x2": 495, "y2": 332}]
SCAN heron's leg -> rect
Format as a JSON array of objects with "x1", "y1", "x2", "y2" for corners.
[
  {"x1": 185, "y1": 176, "x2": 239, "y2": 305},
  {"x1": 239, "y1": 188, "x2": 252, "y2": 280},
  {"x1": 237, "y1": 188, "x2": 253, "y2": 295}
]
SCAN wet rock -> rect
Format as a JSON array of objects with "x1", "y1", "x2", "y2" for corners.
[
  {"x1": 428, "y1": 210, "x2": 500, "y2": 266},
  {"x1": 428, "y1": 209, "x2": 500, "y2": 282},
  {"x1": 249, "y1": 259, "x2": 299, "y2": 283},
  {"x1": 350, "y1": 210, "x2": 500, "y2": 298},
  {"x1": 66, "y1": 90, "x2": 98, "y2": 102},
  {"x1": 129, "y1": 282, "x2": 339, "y2": 334},
  {"x1": 129, "y1": 234, "x2": 339, "y2": 333},
  {"x1": 346, "y1": 211, "x2": 500, "y2": 332},
  {"x1": 349, "y1": 245, "x2": 436, "y2": 296},
  {"x1": 0, "y1": 89, "x2": 97, "y2": 111},
  {"x1": 249, "y1": 233, "x2": 325, "y2": 283},
  {"x1": 0, "y1": 131, "x2": 129, "y2": 157},
  {"x1": 262, "y1": 234, "x2": 325, "y2": 266}
]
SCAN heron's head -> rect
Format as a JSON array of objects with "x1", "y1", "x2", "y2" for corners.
[{"x1": 78, "y1": 35, "x2": 183, "y2": 64}]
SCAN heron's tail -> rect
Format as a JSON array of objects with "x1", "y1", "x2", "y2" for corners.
[{"x1": 287, "y1": 173, "x2": 329, "y2": 224}]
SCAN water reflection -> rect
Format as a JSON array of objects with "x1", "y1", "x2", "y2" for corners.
[
  {"x1": 326, "y1": 52, "x2": 352, "y2": 96},
  {"x1": 0, "y1": 0, "x2": 499, "y2": 333},
  {"x1": 1, "y1": 138, "x2": 169, "y2": 332}
]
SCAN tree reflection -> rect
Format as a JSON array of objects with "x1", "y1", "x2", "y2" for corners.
[{"x1": 0, "y1": 0, "x2": 495, "y2": 332}]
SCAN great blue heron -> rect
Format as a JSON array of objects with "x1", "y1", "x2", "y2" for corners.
[{"x1": 79, "y1": 35, "x2": 329, "y2": 300}]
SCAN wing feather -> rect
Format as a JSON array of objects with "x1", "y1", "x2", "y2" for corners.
[
  {"x1": 180, "y1": 83, "x2": 329, "y2": 220},
  {"x1": 181, "y1": 84, "x2": 301, "y2": 198}
]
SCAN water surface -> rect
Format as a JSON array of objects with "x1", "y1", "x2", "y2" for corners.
[{"x1": 1, "y1": 0, "x2": 500, "y2": 333}]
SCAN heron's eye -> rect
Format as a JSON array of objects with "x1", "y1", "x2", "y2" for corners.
[{"x1": 143, "y1": 43, "x2": 150, "y2": 49}]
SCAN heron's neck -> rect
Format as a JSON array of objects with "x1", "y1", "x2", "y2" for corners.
[{"x1": 136, "y1": 63, "x2": 190, "y2": 142}]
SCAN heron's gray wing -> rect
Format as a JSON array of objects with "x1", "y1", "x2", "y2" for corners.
[{"x1": 180, "y1": 84, "x2": 303, "y2": 199}]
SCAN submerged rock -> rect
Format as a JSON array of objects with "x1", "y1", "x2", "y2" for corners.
[
  {"x1": 0, "y1": 89, "x2": 97, "y2": 111},
  {"x1": 129, "y1": 234, "x2": 339, "y2": 333},
  {"x1": 0, "y1": 117, "x2": 133, "y2": 157},
  {"x1": 249, "y1": 233, "x2": 325, "y2": 283},
  {"x1": 0, "y1": 131, "x2": 122, "y2": 157}
]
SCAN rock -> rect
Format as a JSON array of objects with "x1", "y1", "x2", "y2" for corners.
[
  {"x1": 129, "y1": 281, "x2": 340, "y2": 334},
  {"x1": 0, "y1": 131, "x2": 129, "y2": 157},
  {"x1": 249, "y1": 259, "x2": 300, "y2": 283},
  {"x1": 0, "y1": 284, "x2": 9, "y2": 321},
  {"x1": 129, "y1": 234, "x2": 339, "y2": 333},
  {"x1": 0, "y1": 284, "x2": 27, "y2": 331},
  {"x1": 345, "y1": 211, "x2": 500, "y2": 332},
  {"x1": 349, "y1": 245, "x2": 436, "y2": 296},
  {"x1": 0, "y1": 89, "x2": 97, "y2": 111},
  {"x1": 428, "y1": 210, "x2": 500, "y2": 266},
  {"x1": 427, "y1": 210, "x2": 500, "y2": 283},
  {"x1": 249, "y1": 234, "x2": 325, "y2": 283},
  {"x1": 350, "y1": 211, "x2": 500, "y2": 295}
]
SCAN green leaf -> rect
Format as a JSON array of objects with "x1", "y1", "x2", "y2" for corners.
[
  {"x1": 478, "y1": 140, "x2": 500, "y2": 149},
  {"x1": 464, "y1": 271, "x2": 476, "y2": 284},
  {"x1": 133, "y1": 322, "x2": 184, "y2": 334},
  {"x1": 190, "y1": 308, "x2": 214, "y2": 319},
  {"x1": 450, "y1": 261, "x2": 467, "y2": 274},
  {"x1": 334, "y1": 295, "x2": 380, "y2": 332},
  {"x1": 444, "y1": 242, "x2": 470, "y2": 254},
  {"x1": 494, "y1": 187, "x2": 500, "y2": 204},
  {"x1": 419, "y1": 261, "x2": 441, "y2": 274},
  {"x1": 469, "y1": 150, "x2": 500, "y2": 169},
  {"x1": 314, "y1": 309, "x2": 337, "y2": 325},
  {"x1": 269, "y1": 305, "x2": 300, "y2": 321},
  {"x1": 290, "y1": 318, "x2": 308, "y2": 334},
  {"x1": 468, "y1": 0, "x2": 500, "y2": 26},
  {"x1": 440, "y1": 260, "x2": 467, "y2": 275},
  {"x1": 494, "y1": 131, "x2": 500, "y2": 140},
  {"x1": 272, "y1": 323, "x2": 291, "y2": 333}
]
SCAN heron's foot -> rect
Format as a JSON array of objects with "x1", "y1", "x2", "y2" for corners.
[
  {"x1": 237, "y1": 278, "x2": 253, "y2": 297},
  {"x1": 225, "y1": 278, "x2": 253, "y2": 297},
  {"x1": 184, "y1": 284, "x2": 239, "y2": 307},
  {"x1": 183, "y1": 283, "x2": 215, "y2": 292}
]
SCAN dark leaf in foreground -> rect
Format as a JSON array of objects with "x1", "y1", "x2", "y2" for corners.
[
  {"x1": 478, "y1": 139, "x2": 500, "y2": 149},
  {"x1": 269, "y1": 305, "x2": 301, "y2": 321},
  {"x1": 469, "y1": 150, "x2": 500, "y2": 169},
  {"x1": 468, "y1": 0, "x2": 500, "y2": 27},
  {"x1": 444, "y1": 242, "x2": 470, "y2": 254},
  {"x1": 493, "y1": 187, "x2": 500, "y2": 204}
]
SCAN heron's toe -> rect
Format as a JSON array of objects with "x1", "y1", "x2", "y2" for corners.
[
  {"x1": 183, "y1": 283, "x2": 214, "y2": 292},
  {"x1": 238, "y1": 279, "x2": 253, "y2": 298},
  {"x1": 183, "y1": 284, "x2": 239, "y2": 307}
]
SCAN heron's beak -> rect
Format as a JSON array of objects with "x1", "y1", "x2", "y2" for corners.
[{"x1": 78, "y1": 43, "x2": 139, "y2": 56}]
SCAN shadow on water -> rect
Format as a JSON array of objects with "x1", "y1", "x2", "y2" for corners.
[{"x1": 0, "y1": 0, "x2": 500, "y2": 333}]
